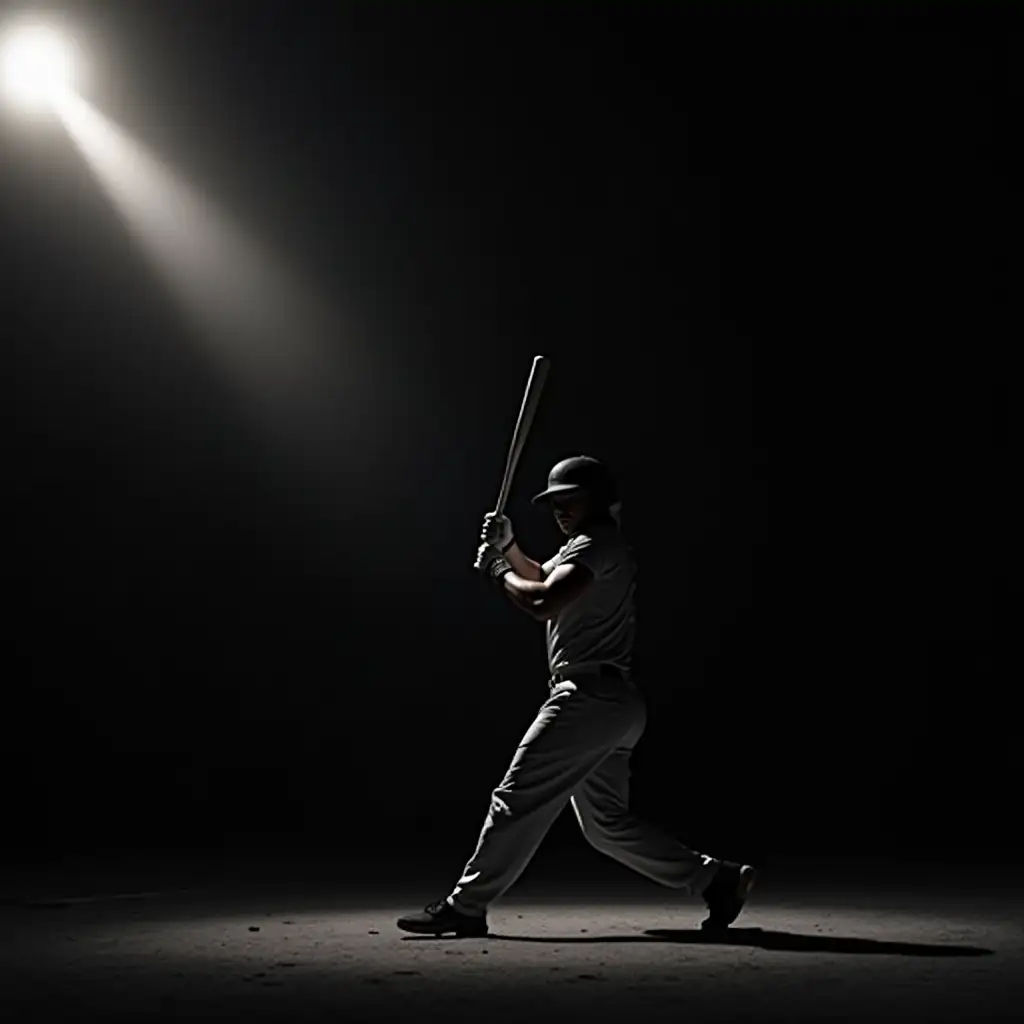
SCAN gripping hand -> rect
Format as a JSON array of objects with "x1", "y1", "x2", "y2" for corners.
[
  {"x1": 473, "y1": 542, "x2": 512, "y2": 583},
  {"x1": 481, "y1": 512, "x2": 514, "y2": 552}
]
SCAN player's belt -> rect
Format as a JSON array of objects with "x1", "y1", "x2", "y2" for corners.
[{"x1": 549, "y1": 664, "x2": 629, "y2": 685}]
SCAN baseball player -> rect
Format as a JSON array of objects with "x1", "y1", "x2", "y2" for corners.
[{"x1": 397, "y1": 455, "x2": 756, "y2": 937}]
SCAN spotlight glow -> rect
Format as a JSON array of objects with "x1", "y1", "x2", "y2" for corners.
[
  {"x1": 55, "y1": 91, "x2": 367, "y2": 470},
  {"x1": 1, "y1": 23, "x2": 74, "y2": 111}
]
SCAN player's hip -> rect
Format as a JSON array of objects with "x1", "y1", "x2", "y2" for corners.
[{"x1": 547, "y1": 663, "x2": 642, "y2": 711}]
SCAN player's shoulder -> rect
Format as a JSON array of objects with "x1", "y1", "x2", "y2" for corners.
[
  {"x1": 577, "y1": 521, "x2": 626, "y2": 549},
  {"x1": 564, "y1": 531, "x2": 595, "y2": 553},
  {"x1": 569, "y1": 524, "x2": 631, "y2": 567}
]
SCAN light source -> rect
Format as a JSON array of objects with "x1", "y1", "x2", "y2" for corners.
[{"x1": 1, "y1": 22, "x2": 75, "y2": 112}]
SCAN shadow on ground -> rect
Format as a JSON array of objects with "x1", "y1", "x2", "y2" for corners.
[{"x1": 409, "y1": 927, "x2": 993, "y2": 957}]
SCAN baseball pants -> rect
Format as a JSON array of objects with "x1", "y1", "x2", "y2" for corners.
[{"x1": 447, "y1": 673, "x2": 720, "y2": 915}]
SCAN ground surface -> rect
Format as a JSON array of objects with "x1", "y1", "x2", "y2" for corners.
[{"x1": 2, "y1": 850, "x2": 1021, "y2": 1021}]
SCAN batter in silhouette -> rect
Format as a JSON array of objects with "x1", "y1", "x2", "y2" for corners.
[{"x1": 397, "y1": 456, "x2": 756, "y2": 937}]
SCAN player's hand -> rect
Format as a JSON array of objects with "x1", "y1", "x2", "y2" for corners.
[
  {"x1": 481, "y1": 511, "x2": 514, "y2": 552},
  {"x1": 473, "y1": 542, "x2": 512, "y2": 582}
]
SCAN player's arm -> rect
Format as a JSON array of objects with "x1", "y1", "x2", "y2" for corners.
[
  {"x1": 500, "y1": 562, "x2": 593, "y2": 621},
  {"x1": 502, "y1": 542, "x2": 545, "y2": 582}
]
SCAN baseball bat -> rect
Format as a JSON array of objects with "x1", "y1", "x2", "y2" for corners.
[{"x1": 494, "y1": 355, "x2": 550, "y2": 515}]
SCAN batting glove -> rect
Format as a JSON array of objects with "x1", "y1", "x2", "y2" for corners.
[
  {"x1": 473, "y1": 543, "x2": 512, "y2": 583},
  {"x1": 481, "y1": 511, "x2": 515, "y2": 552}
]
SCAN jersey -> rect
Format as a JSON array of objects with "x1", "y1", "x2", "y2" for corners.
[{"x1": 541, "y1": 520, "x2": 637, "y2": 677}]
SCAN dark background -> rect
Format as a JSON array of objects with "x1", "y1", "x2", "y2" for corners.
[{"x1": 1, "y1": 3, "x2": 1014, "y2": 873}]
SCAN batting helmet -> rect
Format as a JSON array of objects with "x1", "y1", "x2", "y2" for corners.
[{"x1": 531, "y1": 455, "x2": 617, "y2": 506}]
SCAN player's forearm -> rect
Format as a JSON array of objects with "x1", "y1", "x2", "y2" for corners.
[
  {"x1": 501, "y1": 572, "x2": 548, "y2": 619},
  {"x1": 503, "y1": 543, "x2": 545, "y2": 582}
]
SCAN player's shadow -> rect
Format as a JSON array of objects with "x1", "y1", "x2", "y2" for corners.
[{"x1": 475, "y1": 927, "x2": 992, "y2": 957}]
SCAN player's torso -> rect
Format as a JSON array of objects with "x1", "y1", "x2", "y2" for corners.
[{"x1": 544, "y1": 528, "x2": 636, "y2": 672}]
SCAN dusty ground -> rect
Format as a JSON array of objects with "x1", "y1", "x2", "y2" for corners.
[{"x1": 2, "y1": 853, "x2": 1021, "y2": 1021}]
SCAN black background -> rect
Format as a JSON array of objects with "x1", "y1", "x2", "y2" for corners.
[{"x1": 1, "y1": 2, "x2": 1014, "y2": 872}]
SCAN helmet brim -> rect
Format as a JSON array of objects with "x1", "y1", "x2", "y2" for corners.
[{"x1": 531, "y1": 482, "x2": 585, "y2": 504}]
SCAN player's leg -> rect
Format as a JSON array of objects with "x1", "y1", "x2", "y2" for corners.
[
  {"x1": 397, "y1": 680, "x2": 636, "y2": 935},
  {"x1": 449, "y1": 679, "x2": 640, "y2": 912},
  {"x1": 570, "y1": 739, "x2": 720, "y2": 895},
  {"x1": 570, "y1": 700, "x2": 757, "y2": 926}
]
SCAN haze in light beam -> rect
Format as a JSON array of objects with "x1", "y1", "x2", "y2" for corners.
[{"x1": 54, "y1": 91, "x2": 362, "y2": 460}]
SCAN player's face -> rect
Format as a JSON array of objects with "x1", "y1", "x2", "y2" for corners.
[{"x1": 551, "y1": 491, "x2": 591, "y2": 535}]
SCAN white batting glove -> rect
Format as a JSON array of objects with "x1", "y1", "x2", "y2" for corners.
[{"x1": 481, "y1": 511, "x2": 514, "y2": 552}]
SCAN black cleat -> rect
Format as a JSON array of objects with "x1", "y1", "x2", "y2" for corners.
[
  {"x1": 700, "y1": 862, "x2": 757, "y2": 932},
  {"x1": 396, "y1": 899, "x2": 489, "y2": 937}
]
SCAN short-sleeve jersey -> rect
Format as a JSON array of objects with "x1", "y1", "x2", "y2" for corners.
[{"x1": 541, "y1": 521, "x2": 636, "y2": 677}]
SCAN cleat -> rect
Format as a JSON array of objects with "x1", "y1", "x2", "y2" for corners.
[
  {"x1": 700, "y1": 863, "x2": 757, "y2": 931},
  {"x1": 396, "y1": 899, "x2": 489, "y2": 938}
]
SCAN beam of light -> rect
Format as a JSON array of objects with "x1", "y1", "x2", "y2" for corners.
[
  {"x1": 0, "y1": 21, "x2": 75, "y2": 113},
  {"x1": 52, "y1": 90, "x2": 366, "y2": 474}
]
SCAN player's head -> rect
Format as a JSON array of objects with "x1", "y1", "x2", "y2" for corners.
[{"x1": 532, "y1": 455, "x2": 618, "y2": 536}]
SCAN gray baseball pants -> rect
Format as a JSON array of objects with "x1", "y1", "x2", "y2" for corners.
[{"x1": 447, "y1": 673, "x2": 720, "y2": 915}]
